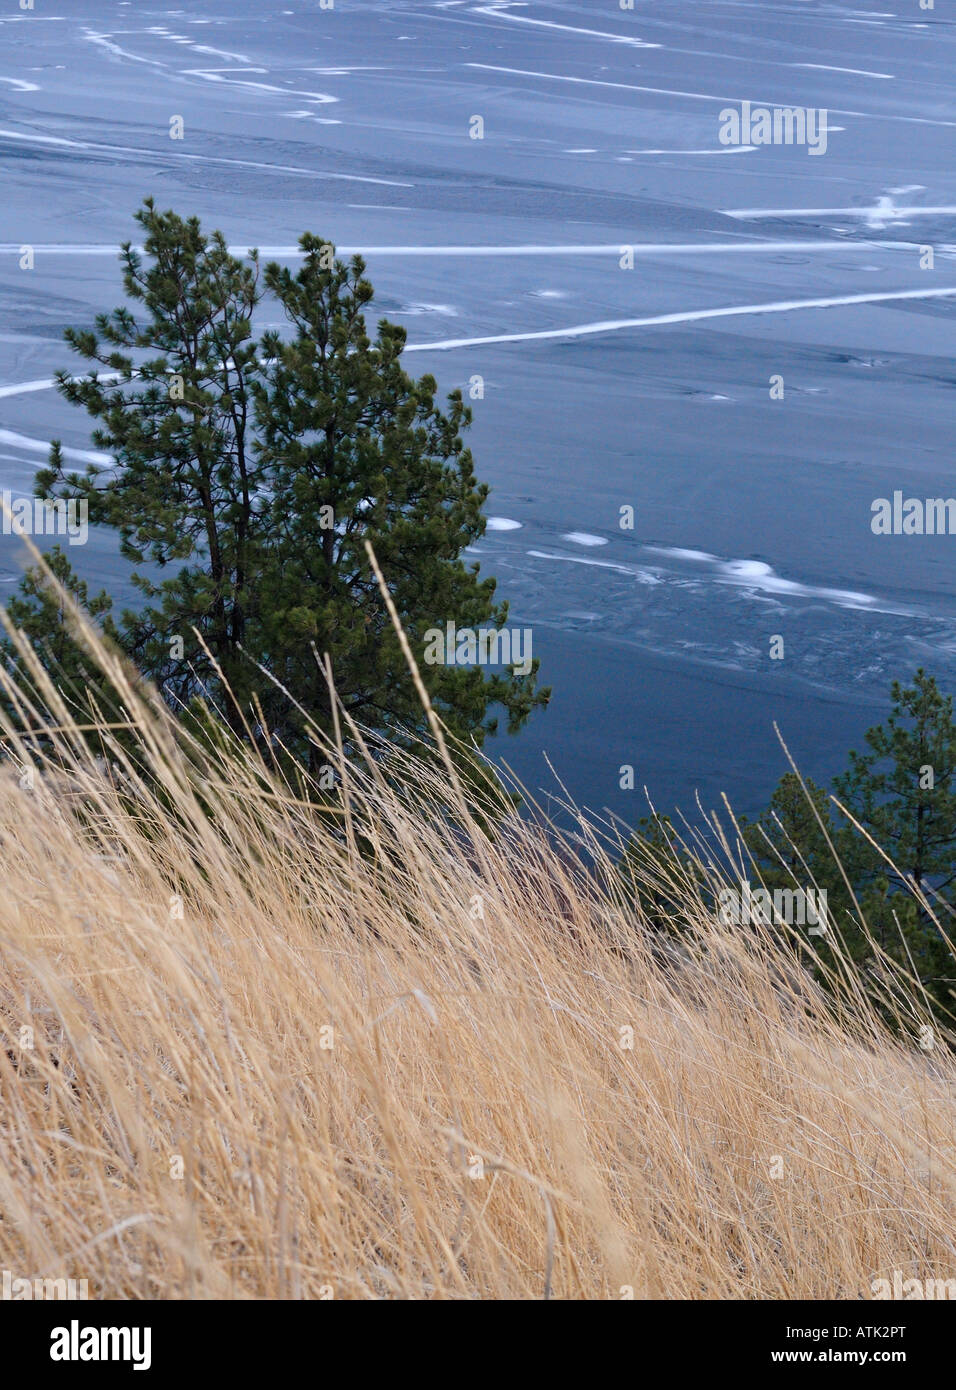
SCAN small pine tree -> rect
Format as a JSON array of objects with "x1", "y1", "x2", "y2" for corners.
[
  {"x1": 0, "y1": 545, "x2": 125, "y2": 763},
  {"x1": 2, "y1": 544, "x2": 115, "y2": 672},
  {"x1": 36, "y1": 201, "x2": 264, "y2": 732},
  {"x1": 833, "y1": 669, "x2": 956, "y2": 1010},
  {"x1": 252, "y1": 234, "x2": 549, "y2": 767},
  {"x1": 619, "y1": 812, "x2": 705, "y2": 934},
  {"x1": 742, "y1": 772, "x2": 875, "y2": 993}
]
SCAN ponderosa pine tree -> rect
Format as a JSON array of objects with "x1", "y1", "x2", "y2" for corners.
[
  {"x1": 36, "y1": 201, "x2": 265, "y2": 732},
  {"x1": 750, "y1": 674, "x2": 956, "y2": 1022},
  {"x1": 25, "y1": 202, "x2": 548, "y2": 771},
  {"x1": 2, "y1": 543, "x2": 115, "y2": 678},
  {"x1": 742, "y1": 772, "x2": 870, "y2": 980},
  {"x1": 833, "y1": 669, "x2": 956, "y2": 1008},
  {"x1": 0, "y1": 544, "x2": 123, "y2": 756},
  {"x1": 252, "y1": 235, "x2": 547, "y2": 766}
]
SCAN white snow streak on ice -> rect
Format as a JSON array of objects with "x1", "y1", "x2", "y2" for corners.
[
  {"x1": 471, "y1": 1, "x2": 660, "y2": 48},
  {"x1": 726, "y1": 205, "x2": 956, "y2": 219},
  {"x1": 793, "y1": 64, "x2": 894, "y2": 78},
  {"x1": 0, "y1": 429, "x2": 112, "y2": 466},
  {"x1": 83, "y1": 30, "x2": 168, "y2": 70},
  {"x1": 562, "y1": 533, "x2": 608, "y2": 547},
  {"x1": 0, "y1": 130, "x2": 408, "y2": 186},
  {"x1": 624, "y1": 147, "x2": 758, "y2": 155},
  {"x1": 527, "y1": 551, "x2": 664, "y2": 584},
  {"x1": 402, "y1": 288, "x2": 956, "y2": 353},
  {"x1": 182, "y1": 68, "x2": 338, "y2": 103},
  {"x1": 646, "y1": 547, "x2": 878, "y2": 608},
  {"x1": 2, "y1": 290, "x2": 954, "y2": 410},
  {"x1": 466, "y1": 64, "x2": 956, "y2": 128},
  {"x1": 0, "y1": 237, "x2": 925, "y2": 258}
]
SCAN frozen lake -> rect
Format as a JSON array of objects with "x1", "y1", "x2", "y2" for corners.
[{"x1": 1, "y1": 0, "x2": 954, "y2": 824}]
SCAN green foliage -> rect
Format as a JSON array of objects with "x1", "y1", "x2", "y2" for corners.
[
  {"x1": 21, "y1": 201, "x2": 548, "y2": 774},
  {"x1": 746, "y1": 673, "x2": 956, "y2": 1026},
  {"x1": 3, "y1": 543, "x2": 115, "y2": 671},
  {"x1": 618, "y1": 812, "x2": 705, "y2": 934},
  {"x1": 833, "y1": 668, "x2": 956, "y2": 1003},
  {"x1": 614, "y1": 674, "x2": 956, "y2": 1034},
  {"x1": 0, "y1": 544, "x2": 126, "y2": 750},
  {"x1": 251, "y1": 234, "x2": 548, "y2": 764},
  {"x1": 743, "y1": 773, "x2": 861, "y2": 959},
  {"x1": 36, "y1": 202, "x2": 265, "y2": 727}
]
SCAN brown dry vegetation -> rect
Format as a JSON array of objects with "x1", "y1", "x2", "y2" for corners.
[{"x1": 0, "y1": 560, "x2": 954, "y2": 1300}]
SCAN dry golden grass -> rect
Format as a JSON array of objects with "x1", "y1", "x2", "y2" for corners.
[{"x1": 0, "y1": 560, "x2": 954, "y2": 1301}]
